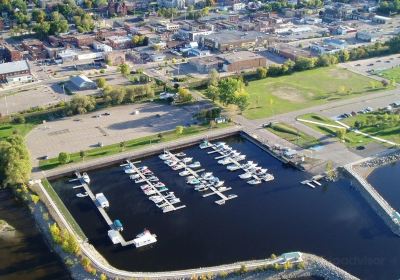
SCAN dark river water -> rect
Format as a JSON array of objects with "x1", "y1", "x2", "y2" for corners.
[
  {"x1": 368, "y1": 161, "x2": 400, "y2": 213},
  {"x1": 51, "y1": 135, "x2": 400, "y2": 280},
  {"x1": 0, "y1": 189, "x2": 70, "y2": 280}
]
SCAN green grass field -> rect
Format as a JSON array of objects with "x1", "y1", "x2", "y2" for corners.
[
  {"x1": 342, "y1": 112, "x2": 400, "y2": 144},
  {"x1": 243, "y1": 67, "x2": 388, "y2": 119},
  {"x1": 266, "y1": 122, "x2": 320, "y2": 149},
  {"x1": 0, "y1": 123, "x2": 36, "y2": 140},
  {"x1": 39, "y1": 123, "x2": 230, "y2": 170},
  {"x1": 379, "y1": 66, "x2": 400, "y2": 83},
  {"x1": 297, "y1": 113, "x2": 371, "y2": 147}
]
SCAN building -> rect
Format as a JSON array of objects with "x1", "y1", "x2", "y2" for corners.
[
  {"x1": 157, "y1": 0, "x2": 185, "y2": 8},
  {"x1": 268, "y1": 43, "x2": 311, "y2": 60},
  {"x1": 372, "y1": 15, "x2": 391, "y2": 24},
  {"x1": 72, "y1": 34, "x2": 95, "y2": 48},
  {"x1": 57, "y1": 49, "x2": 78, "y2": 63},
  {"x1": 200, "y1": 30, "x2": 269, "y2": 52},
  {"x1": 108, "y1": 0, "x2": 128, "y2": 16},
  {"x1": 105, "y1": 51, "x2": 126, "y2": 66},
  {"x1": 189, "y1": 56, "x2": 221, "y2": 73},
  {"x1": 70, "y1": 75, "x2": 97, "y2": 89},
  {"x1": 93, "y1": 41, "x2": 113, "y2": 52},
  {"x1": 107, "y1": 36, "x2": 131, "y2": 49},
  {"x1": 96, "y1": 28, "x2": 128, "y2": 41},
  {"x1": 21, "y1": 39, "x2": 47, "y2": 60},
  {"x1": 0, "y1": 60, "x2": 32, "y2": 83},
  {"x1": 220, "y1": 51, "x2": 266, "y2": 72},
  {"x1": 1, "y1": 43, "x2": 22, "y2": 62},
  {"x1": 356, "y1": 31, "x2": 376, "y2": 42}
]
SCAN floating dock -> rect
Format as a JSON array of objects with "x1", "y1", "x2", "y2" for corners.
[
  {"x1": 123, "y1": 160, "x2": 186, "y2": 213},
  {"x1": 301, "y1": 175, "x2": 324, "y2": 189},
  {"x1": 74, "y1": 171, "x2": 136, "y2": 246},
  {"x1": 164, "y1": 151, "x2": 238, "y2": 205}
]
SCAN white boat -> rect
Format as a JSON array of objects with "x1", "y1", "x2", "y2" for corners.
[
  {"x1": 186, "y1": 175, "x2": 196, "y2": 181},
  {"x1": 239, "y1": 172, "x2": 252, "y2": 179},
  {"x1": 254, "y1": 168, "x2": 268, "y2": 176},
  {"x1": 217, "y1": 186, "x2": 228, "y2": 192},
  {"x1": 233, "y1": 155, "x2": 246, "y2": 161},
  {"x1": 188, "y1": 161, "x2": 201, "y2": 168},
  {"x1": 140, "y1": 184, "x2": 151, "y2": 190},
  {"x1": 165, "y1": 160, "x2": 177, "y2": 166},
  {"x1": 201, "y1": 172, "x2": 213, "y2": 179},
  {"x1": 227, "y1": 164, "x2": 240, "y2": 171},
  {"x1": 199, "y1": 141, "x2": 211, "y2": 149},
  {"x1": 182, "y1": 157, "x2": 193, "y2": 163},
  {"x1": 144, "y1": 189, "x2": 157, "y2": 195},
  {"x1": 214, "y1": 141, "x2": 226, "y2": 147},
  {"x1": 142, "y1": 169, "x2": 153, "y2": 175},
  {"x1": 195, "y1": 185, "x2": 209, "y2": 192},
  {"x1": 248, "y1": 178, "x2": 262, "y2": 185},
  {"x1": 218, "y1": 157, "x2": 231, "y2": 165},
  {"x1": 162, "y1": 205, "x2": 175, "y2": 213},
  {"x1": 149, "y1": 196, "x2": 163, "y2": 203},
  {"x1": 154, "y1": 182, "x2": 165, "y2": 188},
  {"x1": 133, "y1": 230, "x2": 157, "y2": 248},
  {"x1": 169, "y1": 198, "x2": 181, "y2": 204},
  {"x1": 76, "y1": 192, "x2": 88, "y2": 198},
  {"x1": 175, "y1": 152, "x2": 186, "y2": 157},
  {"x1": 164, "y1": 192, "x2": 175, "y2": 199},
  {"x1": 130, "y1": 174, "x2": 141, "y2": 179},
  {"x1": 172, "y1": 164, "x2": 185, "y2": 170},
  {"x1": 214, "y1": 180, "x2": 224, "y2": 187},
  {"x1": 138, "y1": 166, "x2": 148, "y2": 171},
  {"x1": 148, "y1": 176, "x2": 159, "y2": 182},
  {"x1": 262, "y1": 173, "x2": 275, "y2": 181},
  {"x1": 188, "y1": 178, "x2": 201, "y2": 185},
  {"x1": 82, "y1": 173, "x2": 90, "y2": 184},
  {"x1": 125, "y1": 168, "x2": 136, "y2": 174},
  {"x1": 157, "y1": 202, "x2": 169, "y2": 208},
  {"x1": 159, "y1": 153, "x2": 170, "y2": 160},
  {"x1": 135, "y1": 178, "x2": 146, "y2": 183},
  {"x1": 179, "y1": 169, "x2": 191, "y2": 176}
]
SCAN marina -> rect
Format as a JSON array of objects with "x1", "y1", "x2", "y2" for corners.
[
  {"x1": 50, "y1": 135, "x2": 400, "y2": 279},
  {"x1": 200, "y1": 140, "x2": 275, "y2": 185},
  {"x1": 160, "y1": 150, "x2": 238, "y2": 205}
]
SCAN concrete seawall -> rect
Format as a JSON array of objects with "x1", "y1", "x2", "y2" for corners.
[{"x1": 343, "y1": 165, "x2": 400, "y2": 237}]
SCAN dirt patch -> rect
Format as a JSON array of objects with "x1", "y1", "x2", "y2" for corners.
[
  {"x1": 271, "y1": 87, "x2": 308, "y2": 103},
  {"x1": 327, "y1": 68, "x2": 352, "y2": 79}
]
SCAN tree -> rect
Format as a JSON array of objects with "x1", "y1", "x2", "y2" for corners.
[
  {"x1": 208, "y1": 69, "x2": 219, "y2": 86},
  {"x1": 205, "y1": 85, "x2": 219, "y2": 101},
  {"x1": 336, "y1": 128, "x2": 346, "y2": 141},
  {"x1": 256, "y1": 67, "x2": 268, "y2": 79},
  {"x1": 325, "y1": 160, "x2": 337, "y2": 181},
  {"x1": 235, "y1": 91, "x2": 249, "y2": 112},
  {"x1": 218, "y1": 78, "x2": 248, "y2": 109},
  {"x1": 49, "y1": 223, "x2": 62, "y2": 244},
  {"x1": 96, "y1": 77, "x2": 107, "y2": 88},
  {"x1": 79, "y1": 150, "x2": 86, "y2": 160},
  {"x1": 119, "y1": 141, "x2": 126, "y2": 151},
  {"x1": 118, "y1": 63, "x2": 130, "y2": 76},
  {"x1": 100, "y1": 274, "x2": 107, "y2": 280},
  {"x1": 58, "y1": 152, "x2": 70, "y2": 164},
  {"x1": 65, "y1": 95, "x2": 96, "y2": 115},
  {"x1": 294, "y1": 57, "x2": 316, "y2": 71},
  {"x1": 31, "y1": 194, "x2": 40, "y2": 204},
  {"x1": 177, "y1": 88, "x2": 193, "y2": 103},
  {"x1": 175, "y1": 126, "x2": 184, "y2": 135}
]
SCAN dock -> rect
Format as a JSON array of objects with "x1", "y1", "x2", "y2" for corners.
[
  {"x1": 164, "y1": 151, "x2": 238, "y2": 205},
  {"x1": 301, "y1": 175, "x2": 324, "y2": 189},
  {"x1": 74, "y1": 171, "x2": 136, "y2": 246},
  {"x1": 123, "y1": 160, "x2": 186, "y2": 213}
]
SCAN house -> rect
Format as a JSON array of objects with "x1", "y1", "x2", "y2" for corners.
[
  {"x1": 95, "y1": 193, "x2": 109, "y2": 208},
  {"x1": 107, "y1": 36, "x2": 131, "y2": 49},
  {"x1": 0, "y1": 60, "x2": 32, "y2": 83},
  {"x1": 70, "y1": 75, "x2": 97, "y2": 89}
]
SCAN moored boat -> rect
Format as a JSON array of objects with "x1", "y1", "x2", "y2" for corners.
[{"x1": 133, "y1": 229, "x2": 157, "y2": 248}]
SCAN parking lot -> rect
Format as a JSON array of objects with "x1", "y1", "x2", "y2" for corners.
[
  {"x1": 343, "y1": 54, "x2": 400, "y2": 76},
  {"x1": 26, "y1": 102, "x2": 201, "y2": 159}
]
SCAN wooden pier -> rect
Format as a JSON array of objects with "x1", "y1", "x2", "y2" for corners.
[
  {"x1": 123, "y1": 160, "x2": 186, "y2": 213},
  {"x1": 165, "y1": 151, "x2": 238, "y2": 205},
  {"x1": 74, "y1": 172, "x2": 136, "y2": 246}
]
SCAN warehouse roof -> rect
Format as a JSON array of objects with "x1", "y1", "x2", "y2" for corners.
[{"x1": 0, "y1": 60, "x2": 30, "y2": 75}]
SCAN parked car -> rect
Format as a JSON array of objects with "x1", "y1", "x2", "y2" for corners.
[{"x1": 102, "y1": 112, "x2": 111, "y2": 116}]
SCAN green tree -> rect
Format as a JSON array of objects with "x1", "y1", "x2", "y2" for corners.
[
  {"x1": 118, "y1": 63, "x2": 130, "y2": 76},
  {"x1": 256, "y1": 67, "x2": 268, "y2": 79},
  {"x1": 79, "y1": 150, "x2": 86, "y2": 160},
  {"x1": 65, "y1": 95, "x2": 96, "y2": 115},
  {"x1": 208, "y1": 69, "x2": 219, "y2": 86},
  {"x1": 58, "y1": 152, "x2": 70, "y2": 164},
  {"x1": 31, "y1": 194, "x2": 40, "y2": 204},
  {"x1": 177, "y1": 88, "x2": 193, "y2": 103},
  {"x1": 119, "y1": 141, "x2": 126, "y2": 151},
  {"x1": 205, "y1": 85, "x2": 219, "y2": 101},
  {"x1": 325, "y1": 160, "x2": 337, "y2": 181},
  {"x1": 175, "y1": 126, "x2": 184, "y2": 135},
  {"x1": 336, "y1": 128, "x2": 346, "y2": 141},
  {"x1": 96, "y1": 77, "x2": 107, "y2": 88}
]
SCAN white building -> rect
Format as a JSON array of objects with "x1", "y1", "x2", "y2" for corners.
[
  {"x1": 93, "y1": 41, "x2": 113, "y2": 52},
  {"x1": 70, "y1": 75, "x2": 97, "y2": 90}
]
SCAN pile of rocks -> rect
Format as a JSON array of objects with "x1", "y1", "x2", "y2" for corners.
[{"x1": 360, "y1": 152, "x2": 400, "y2": 168}]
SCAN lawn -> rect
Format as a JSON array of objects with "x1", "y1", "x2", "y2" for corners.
[
  {"x1": 243, "y1": 67, "x2": 389, "y2": 119},
  {"x1": 378, "y1": 66, "x2": 400, "y2": 83},
  {"x1": 0, "y1": 122, "x2": 36, "y2": 140},
  {"x1": 297, "y1": 113, "x2": 372, "y2": 147},
  {"x1": 39, "y1": 123, "x2": 231, "y2": 170},
  {"x1": 266, "y1": 122, "x2": 320, "y2": 149},
  {"x1": 342, "y1": 111, "x2": 400, "y2": 144}
]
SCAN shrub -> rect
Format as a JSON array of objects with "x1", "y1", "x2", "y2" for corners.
[
  {"x1": 58, "y1": 152, "x2": 70, "y2": 164},
  {"x1": 13, "y1": 115, "x2": 25, "y2": 124}
]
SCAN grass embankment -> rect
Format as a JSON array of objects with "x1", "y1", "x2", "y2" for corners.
[
  {"x1": 39, "y1": 123, "x2": 231, "y2": 170},
  {"x1": 298, "y1": 113, "x2": 372, "y2": 147},
  {"x1": 41, "y1": 178, "x2": 86, "y2": 240},
  {"x1": 378, "y1": 66, "x2": 400, "y2": 83},
  {"x1": 0, "y1": 123, "x2": 36, "y2": 139},
  {"x1": 342, "y1": 111, "x2": 400, "y2": 144},
  {"x1": 243, "y1": 67, "x2": 390, "y2": 119},
  {"x1": 266, "y1": 122, "x2": 320, "y2": 149}
]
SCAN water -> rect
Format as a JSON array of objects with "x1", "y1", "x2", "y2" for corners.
[
  {"x1": 51, "y1": 135, "x2": 400, "y2": 280},
  {"x1": 368, "y1": 161, "x2": 400, "y2": 212},
  {"x1": 0, "y1": 189, "x2": 70, "y2": 280}
]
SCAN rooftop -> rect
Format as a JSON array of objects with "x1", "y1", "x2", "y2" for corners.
[
  {"x1": 220, "y1": 51, "x2": 264, "y2": 64},
  {"x1": 203, "y1": 30, "x2": 267, "y2": 43},
  {"x1": 0, "y1": 60, "x2": 29, "y2": 75}
]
